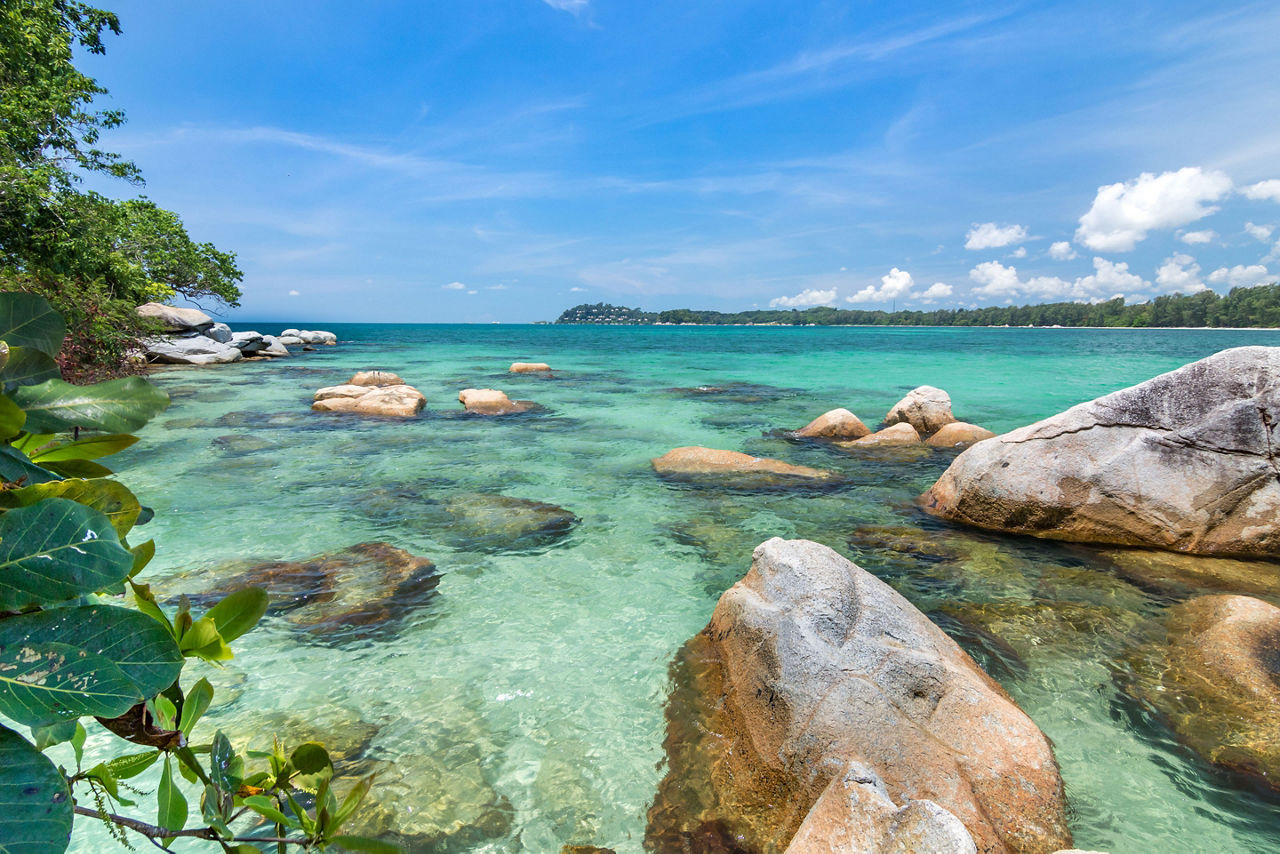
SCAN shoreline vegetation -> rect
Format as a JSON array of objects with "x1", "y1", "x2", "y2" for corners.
[{"x1": 554, "y1": 282, "x2": 1280, "y2": 328}]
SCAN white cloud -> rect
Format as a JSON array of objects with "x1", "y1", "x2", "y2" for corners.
[
  {"x1": 921, "y1": 282, "x2": 953, "y2": 301},
  {"x1": 1179, "y1": 229, "x2": 1217, "y2": 244},
  {"x1": 1208, "y1": 264, "x2": 1273, "y2": 288},
  {"x1": 487, "y1": 284, "x2": 509, "y2": 290},
  {"x1": 1075, "y1": 167, "x2": 1233, "y2": 251},
  {"x1": 846, "y1": 268, "x2": 915, "y2": 303},
  {"x1": 1048, "y1": 241, "x2": 1077, "y2": 261},
  {"x1": 970, "y1": 257, "x2": 1149, "y2": 301},
  {"x1": 1009, "y1": 247, "x2": 1028, "y2": 258},
  {"x1": 770, "y1": 287, "x2": 838, "y2": 308},
  {"x1": 1245, "y1": 222, "x2": 1274, "y2": 242},
  {"x1": 569, "y1": 286, "x2": 587, "y2": 292},
  {"x1": 965, "y1": 222, "x2": 1029, "y2": 250},
  {"x1": 542, "y1": 0, "x2": 588, "y2": 13},
  {"x1": 442, "y1": 281, "x2": 466, "y2": 290},
  {"x1": 288, "y1": 289, "x2": 301, "y2": 296},
  {"x1": 1155, "y1": 254, "x2": 1206, "y2": 294},
  {"x1": 467, "y1": 289, "x2": 478, "y2": 295},
  {"x1": 1242, "y1": 179, "x2": 1280, "y2": 202}
]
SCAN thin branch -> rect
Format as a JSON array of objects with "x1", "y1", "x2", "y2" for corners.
[{"x1": 72, "y1": 805, "x2": 310, "y2": 846}]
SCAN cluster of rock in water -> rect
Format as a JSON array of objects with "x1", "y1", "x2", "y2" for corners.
[
  {"x1": 138, "y1": 301, "x2": 336, "y2": 365},
  {"x1": 155, "y1": 331, "x2": 1280, "y2": 852}
]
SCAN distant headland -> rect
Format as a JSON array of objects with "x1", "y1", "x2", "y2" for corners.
[{"x1": 555, "y1": 282, "x2": 1280, "y2": 328}]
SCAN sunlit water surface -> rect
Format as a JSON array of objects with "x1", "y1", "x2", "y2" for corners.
[{"x1": 64, "y1": 325, "x2": 1280, "y2": 853}]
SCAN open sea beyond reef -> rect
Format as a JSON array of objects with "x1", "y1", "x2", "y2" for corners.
[{"x1": 72, "y1": 324, "x2": 1280, "y2": 853}]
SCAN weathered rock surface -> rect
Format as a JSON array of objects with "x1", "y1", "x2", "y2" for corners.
[
  {"x1": 137, "y1": 302, "x2": 214, "y2": 333},
  {"x1": 459, "y1": 387, "x2": 538, "y2": 415},
  {"x1": 794, "y1": 408, "x2": 871, "y2": 440},
  {"x1": 259, "y1": 334, "x2": 290, "y2": 357},
  {"x1": 842, "y1": 422, "x2": 922, "y2": 448},
  {"x1": 189, "y1": 541, "x2": 439, "y2": 640},
  {"x1": 651, "y1": 446, "x2": 840, "y2": 490},
  {"x1": 646, "y1": 538, "x2": 1071, "y2": 853},
  {"x1": 351, "y1": 370, "x2": 404, "y2": 387},
  {"x1": 312, "y1": 375, "x2": 426, "y2": 417},
  {"x1": 364, "y1": 487, "x2": 578, "y2": 552},
  {"x1": 206, "y1": 321, "x2": 233, "y2": 343},
  {"x1": 927, "y1": 421, "x2": 997, "y2": 448},
  {"x1": 510, "y1": 361, "x2": 552, "y2": 373},
  {"x1": 229, "y1": 331, "x2": 266, "y2": 353},
  {"x1": 921, "y1": 347, "x2": 1280, "y2": 557},
  {"x1": 884, "y1": 385, "x2": 957, "y2": 434},
  {"x1": 785, "y1": 763, "x2": 977, "y2": 854},
  {"x1": 1120, "y1": 594, "x2": 1280, "y2": 789},
  {"x1": 145, "y1": 334, "x2": 244, "y2": 365},
  {"x1": 282, "y1": 328, "x2": 337, "y2": 345}
]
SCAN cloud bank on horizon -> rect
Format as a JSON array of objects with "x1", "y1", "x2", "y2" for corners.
[{"x1": 92, "y1": 0, "x2": 1280, "y2": 322}]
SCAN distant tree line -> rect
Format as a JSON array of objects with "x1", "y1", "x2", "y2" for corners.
[{"x1": 555, "y1": 284, "x2": 1280, "y2": 328}]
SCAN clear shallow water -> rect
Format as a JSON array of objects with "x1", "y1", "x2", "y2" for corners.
[{"x1": 67, "y1": 325, "x2": 1280, "y2": 852}]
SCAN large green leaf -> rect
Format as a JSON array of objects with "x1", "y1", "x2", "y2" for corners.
[
  {"x1": 0, "y1": 394, "x2": 25, "y2": 440},
  {"x1": 0, "y1": 346, "x2": 61, "y2": 391},
  {"x1": 11, "y1": 377, "x2": 170, "y2": 434},
  {"x1": 0, "y1": 639, "x2": 141, "y2": 726},
  {"x1": 0, "y1": 723, "x2": 72, "y2": 853},
  {"x1": 0, "y1": 478, "x2": 143, "y2": 537},
  {"x1": 29, "y1": 433, "x2": 138, "y2": 463},
  {"x1": 0, "y1": 606, "x2": 182, "y2": 702},
  {"x1": 0, "y1": 293, "x2": 66, "y2": 359},
  {"x1": 0, "y1": 498, "x2": 134, "y2": 610},
  {"x1": 0, "y1": 444, "x2": 61, "y2": 486}
]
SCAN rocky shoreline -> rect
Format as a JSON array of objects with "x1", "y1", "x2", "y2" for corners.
[{"x1": 138, "y1": 301, "x2": 337, "y2": 365}]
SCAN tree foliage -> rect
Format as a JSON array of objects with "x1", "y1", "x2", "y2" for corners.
[
  {"x1": 0, "y1": 0, "x2": 242, "y2": 381},
  {"x1": 0, "y1": 293, "x2": 395, "y2": 853},
  {"x1": 555, "y1": 284, "x2": 1280, "y2": 328}
]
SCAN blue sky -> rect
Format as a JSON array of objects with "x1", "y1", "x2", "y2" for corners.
[{"x1": 81, "y1": 1, "x2": 1280, "y2": 322}]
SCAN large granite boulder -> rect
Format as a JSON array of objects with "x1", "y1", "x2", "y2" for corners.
[
  {"x1": 459, "y1": 388, "x2": 538, "y2": 415},
  {"x1": 1120, "y1": 594, "x2": 1280, "y2": 789},
  {"x1": 651, "y1": 447, "x2": 840, "y2": 490},
  {"x1": 206, "y1": 321, "x2": 233, "y2": 343},
  {"x1": 189, "y1": 541, "x2": 439, "y2": 640},
  {"x1": 282, "y1": 328, "x2": 337, "y2": 345},
  {"x1": 921, "y1": 347, "x2": 1280, "y2": 557},
  {"x1": 136, "y1": 302, "x2": 214, "y2": 333},
  {"x1": 793, "y1": 408, "x2": 871, "y2": 440},
  {"x1": 312, "y1": 384, "x2": 425, "y2": 417},
  {"x1": 230, "y1": 331, "x2": 266, "y2": 353},
  {"x1": 646, "y1": 538, "x2": 1071, "y2": 853},
  {"x1": 259, "y1": 334, "x2": 290, "y2": 357},
  {"x1": 145, "y1": 334, "x2": 243, "y2": 365},
  {"x1": 884, "y1": 385, "x2": 957, "y2": 434},
  {"x1": 350, "y1": 370, "x2": 404, "y2": 386}
]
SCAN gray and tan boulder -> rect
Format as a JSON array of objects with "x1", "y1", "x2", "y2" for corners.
[
  {"x1": 350, "y1": 370, "x2": 405, "y2": 387},
  {"x1": 313, "y1": 384, "x2": 425, "y2": 417},
  {"x1": 927, "y1": 421, "x2": 996, "y2": 448},
  {"x1": 282, "y1": 328, "x2": 338, "y2": 345},
  {"x1": 1120, "y1": 594, "x2": 1280, "y2": 789},
  {"x1": 793, "y1": 408, "x2": 871, "y2": 440},
  {"x1": 884, "y1": 385, "x2": 957, "y2": 434},
  {"x1": 651, "y1": 446, "x2": 840, "y2": 490},
  {"x1": 921, "y1": 347, "x2": 1280, "y2": 557},
  {"x1": 510, "y1": 361, "x2": 552, "y2": 373},
  {"x1": 145, "y1": 334, "x2": 243, "y2": 365},
  {"x1": 458, "y1": 388, "x2": 537, "y2": 415},
  {"x1": 136, "y1": 302, "x2": 214, "y2": 334},
  {"x1": 646, "y1": 538, "x2": 1071, "y2": 854}
]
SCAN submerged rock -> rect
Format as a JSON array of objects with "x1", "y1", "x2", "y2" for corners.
[
  {"x1": 884, "y1": 385, "x2": 957, "y2": 434},
  {"x1": 940, "y1": 600, "x2": 1153, "y2": 665},
  {"x1": 926, "y1": 421, "x2": 996, "y2": 448},
  {"x1": 1101, "y1": 549, "x2": 1280, "y2": 599},
  {"x1": 191, "y1": 542, "x2": 439, "y2": 640},
  {"x1": 651, "y1": 446, "x2": 840, "y2": 490},
  {"x1": 921, "y1": 347, "x2": 1280, "y2": 557},
  {"x1": 510, "y1": 361, "x2": 552, "y2": 373},
  {"x1": 793, "y1": 408, "x2": 871, "y2": 440},
  {"x1": 459, "y1": 388, "x2": 538, "y2": 415},
  {"x1": 211, "y1": 434, "x2": 278, "y2": 455},
  {"x1": 1120, "y1": 594, "x2": 1280, "y2": 789},
  {"x1": 646, "y1": 538, "x2": 1072, "y2": 853},
  {"x1": 364, "y1": 488, "x2": 578, "y2": 552}
]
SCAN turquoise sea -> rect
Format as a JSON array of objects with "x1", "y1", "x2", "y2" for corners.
[{"x1": 72, "y1": 324, "x2": 1280, "y2": 853}]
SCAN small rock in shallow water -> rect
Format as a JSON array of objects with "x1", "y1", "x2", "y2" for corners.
[
  {"x1": 792, "y1": 407, "x2": 871, "y2": 440},
  {"x1": 1101, "y1": 549, "x2": 1280, "y2": 600},
  {"x1": 883, "y1": 385, "x2": 958, "y2": 434},
  {"x1": 510, "y1": 361, "x2": 552, "y2": 373},
  {"x1": 839, "y1": 421, "x2": 922, "y2": 448},
  {"x1": 926, "y1": 421, "x2": 996, "y2": 448},
  {"x1": 350, "y1": 370, "x2": 404, "y2": 386},
  {"x1": 458, "y1": 387, "x2": 539, "y2": 414},
  {"x1": 364, "y1": 488, "x2": 578, "y2": 552},
  {"x1": 651, "y1": 446, "x2": 840, "y2": 490}
]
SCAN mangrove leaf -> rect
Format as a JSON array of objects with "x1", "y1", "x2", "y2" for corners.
[
  {"x1": 0, "y1": 478, "x2": 143, "y2": 537},
  {"x1": 0, "y1": 639, "x2": 141, "y2": 726},
  {"x1": 0, "y1": 498, "x2": 134, "y2": 610},
  {"x1": 11, "y1": 377, "x2": 170, "y2": 434},
  {"x1": 0, "y1": 293, "x2": 66, "y2": 358},
  {"x1": 0, "y1": 394, "x2": 25, "y2": 440},
  {"x1": 29, "y1": 433, "x2": 139, "y2": 463},
  {"x1": 0, "y1": 346, "x2": 61, "y2": 391},
  {"x1": 0, "y1": 443, "x2": 61, "y2": 486},
  {"x1": 0, "y1": 722, "x2": 73, "y2": 852}
]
